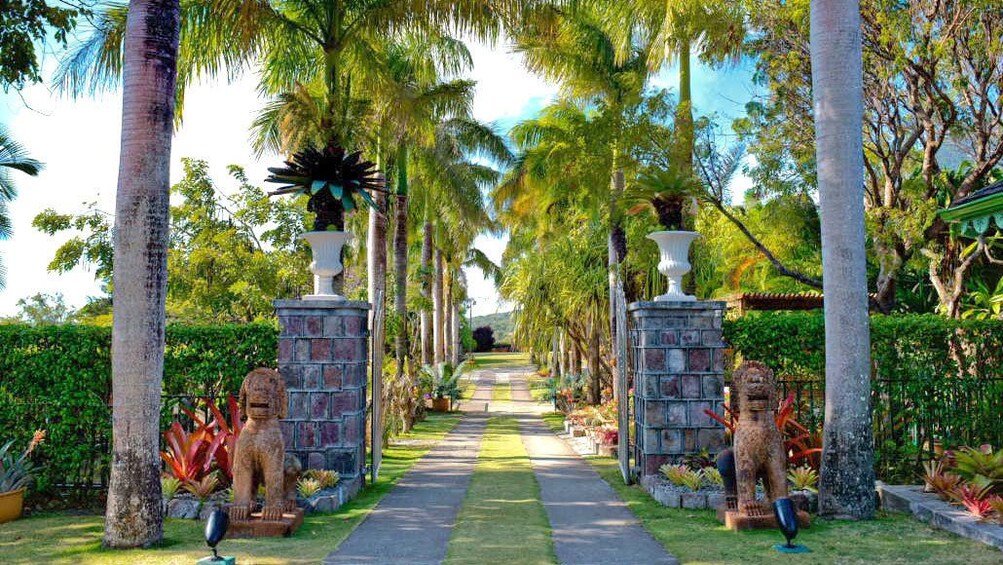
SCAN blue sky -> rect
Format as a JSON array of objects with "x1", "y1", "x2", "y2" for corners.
[{"x1": 0, "y1": 40, "x2": 758, "y2": 317}]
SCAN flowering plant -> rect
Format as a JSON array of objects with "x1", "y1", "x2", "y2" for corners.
[{"x1": 0, "y1": 430, "x2": 46, "y2": 493}]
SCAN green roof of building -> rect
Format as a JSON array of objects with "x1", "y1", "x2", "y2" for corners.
[{"x1": 940, "y1": 178, "x2": 1003, "y2": 236}]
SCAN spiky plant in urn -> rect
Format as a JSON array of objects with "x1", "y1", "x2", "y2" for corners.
[
  {"x1": 626, "y1": 168, "x2": 703, "y2": 301},
  {"x1": 266, "y1": 142, "x2": 384, "y2": 299}
]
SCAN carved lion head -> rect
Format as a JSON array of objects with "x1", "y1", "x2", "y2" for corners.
[
  {"x1": 239, "y1": 368, "x2": 288, "y2": 421},
  {"x1": 732, "y1": 361, "x2": 776, "y2": 414}
]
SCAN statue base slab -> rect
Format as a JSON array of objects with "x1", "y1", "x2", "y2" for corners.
[
  {"x1": 196, "y1": 556, "x2": 236, "y2": 565},
  {"x1": 225, "y1": 507, "x2": 304, "y2": 538},
  {"x1": 716, "y1": 506, "x2": 811, "y2": 531}
]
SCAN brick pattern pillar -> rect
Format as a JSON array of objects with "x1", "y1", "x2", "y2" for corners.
[
  {"x1": 629, "y1": 301, "x2": 727, "y2": 477},
  {"x1": 275, "y1": 299, "x2": 369, "y2": 490}
]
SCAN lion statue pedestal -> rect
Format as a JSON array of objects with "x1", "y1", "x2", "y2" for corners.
[
  {"x1": 715, "y1": 362, "x2": 811, "y2": 531},
  {"x1": 225, "y1": 368, "x2": 305, "y2": 538}
]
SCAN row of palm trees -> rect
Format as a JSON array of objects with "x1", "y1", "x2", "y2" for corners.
[
  {"x1": 61, "y1": 0, "x2": 522, "y2": 547},
  {"x1": 496, "y1": 0, "x2": 874, "y2": 521},
  {"x1": 42, "y1": 0, "x2": 872, "y2": 547}
]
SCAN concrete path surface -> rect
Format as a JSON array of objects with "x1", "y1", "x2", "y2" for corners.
[
  {"x1": 323, "y1": 414, "x2": 487, "y2": 564},
  {"x1": 325, "y1": 366, "x2": 679, "y2": 565},
  {"x1": 512, "y1": 375, "x2": 680, "y2": 565}
]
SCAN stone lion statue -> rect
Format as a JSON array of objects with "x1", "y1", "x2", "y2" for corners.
[
  {"x1": 229, "y1": 368, "x2": 288, "y2": 521},
  {"x1": 732, "y1": 361, "x2": 788, "y2": 516}
]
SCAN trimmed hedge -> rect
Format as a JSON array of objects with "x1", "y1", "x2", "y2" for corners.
[
  {"x1": 723, "y1": 312, "x2": 1003, "y2": 481},
  {"x1": 724, "y1": 311, "x2": 1003, "y2": 381},
  {"x1": 0, "y1": 323, "x2": 277, "y2": 497}
]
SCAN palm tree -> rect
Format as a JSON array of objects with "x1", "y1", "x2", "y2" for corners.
[
  {"x1": 412, "y1": 115, "x2": 511, "y2": 365},
  {"x1": 606, "y1": 0, "x2": 744, "y2": 172},
  {"x1": 0, "y1": 127, "x2": 43, "y2": 289},
  {"x1": 514, "y1": 4, "x2": 654, "y2": 398},
  {"x1": 102, "y1": 0, "x2": 180, "y2": 549},
  {"x1": 809, "y1": 0, "x2": 875, "y2": 520}
]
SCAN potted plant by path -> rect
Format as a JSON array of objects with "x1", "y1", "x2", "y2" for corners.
[
  {"x1": 625, "y1": 168, "x2": 702, "y2": 301},
  {"x1": 266, "y1": 142, "x2": 384, "y2": 300},
  {"x1": 420, "y1": 361, "x2": 468, "y2": 412},
  {"x1": 0, "y1": 430, "x2": 45, "y2": 523}
]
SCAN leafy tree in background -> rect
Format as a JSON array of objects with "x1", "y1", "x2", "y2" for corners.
[
  {"x1": 0, "y1": 0, "x2": 84, "y2": 90},
  {"x1": 34, "y1": 159, "x2": 311, "y2": 322},
  {"x1": 472, "y1": 325, "x2": 494, "y2": 352},
  {"x1": 15, "y1": 292, "x2": 72, "y2": 325},
  {"x1": 741, "y1": 0, "x2": 1003, "y2": 315}
]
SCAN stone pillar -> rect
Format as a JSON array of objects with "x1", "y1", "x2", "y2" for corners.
[
  {"x1": 629, "y1": 301, "x2": 727, "y2": 477},
  {"x1": 275, "y1": 299, "x2": 369, "y2": 493}
]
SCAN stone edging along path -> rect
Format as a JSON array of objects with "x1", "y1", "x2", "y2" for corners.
[{"x1": 879, "y1": 483, "x2": 1003, "y2": 551}]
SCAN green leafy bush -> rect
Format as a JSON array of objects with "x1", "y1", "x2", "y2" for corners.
[{"x1": 0, "y1": 323, "x2": 277, "y2": 499}]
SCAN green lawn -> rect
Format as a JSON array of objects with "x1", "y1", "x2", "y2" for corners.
[
  {"x1": 446, "y1": 417, "x2": 555, "y2": 565},
  {"x1": 0, "y1": 412, "x2": 462, "y2": 564},
  {"x1": 590, "y1": 457, "x2": 1002, "y2": 564},
  {"x1": 468, "y1": 351, "x2": 531, "y2": 369},
  {"x1": 544, "y1": 412, "x2": 1000, "y2": 564}
]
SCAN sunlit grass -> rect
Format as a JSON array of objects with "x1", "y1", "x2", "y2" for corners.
[
  {"x1": 0, "y1": 413, "x2": 462, "y2": 564},
  {"x1": 446, "y1": 417, "x2": 554, "y2": 565},
  {"x1": 468, "y1": 351, "x2": 531, "y2": 369},
  {"x1": 491, "y1": 379, "x2": 512, "y2": 402}
]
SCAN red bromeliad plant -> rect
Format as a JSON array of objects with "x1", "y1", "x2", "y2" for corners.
[
  {"x1": 160, "y1": 421, "x2": 217, "y2": 484},
  {"x1": 160, "y1": 395, "x2": 242, "y2": 485},
  {"x1": 705, "y1": 392, "x2": 823, "y2": 470},
  {"x1": 951, "y1": 483, "x2": 995, "y2": 519}
]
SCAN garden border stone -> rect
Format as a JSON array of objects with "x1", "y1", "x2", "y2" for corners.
[{"x1": 878, "y1": 483, "x2": 1003, "y2": 551}]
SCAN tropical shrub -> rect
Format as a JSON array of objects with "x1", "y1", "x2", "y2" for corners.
[
  {"x1": 161, "y1": 476, "x2": 182, "y2": 501},
  {"x1": 304, "y1": 469, "x2": 340, "y2": 489},
  {"x1": 297, "y1": 477, "x2": 323, "y2": 499},
  {"x1": 0, "y1": 430, "x2": 45, "y2": 493},
  {"x1": 420, "y1": 361, "x2": 468, "y2": 401},
  {"x1": 787, "y1": 466, "x2": 819, "y2": 493}
]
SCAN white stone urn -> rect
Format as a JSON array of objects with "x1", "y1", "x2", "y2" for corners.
[
  {"x1": 648, "y1": 230, "x2": 700, "y2": 302},
  {"x1": 301, "y1": 231, "x2": 352, "y2": 300}
]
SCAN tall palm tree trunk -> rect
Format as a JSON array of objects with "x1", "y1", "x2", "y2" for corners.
[
  {"x1": 392, "y1": 149, "x2": 409, "y2": 380},
  {"x1": 811, "y1": 0, "x2": 875, "y2": 520},
  {"x1": 433, "y1": 247, "x2": 445, "y2": 364},
  {"x1": 368, "y1": 190, "x2": 387, "y2": 338},
  {"x1": 587, "y1": 319, "x2": 601, "y2": 405},
  {"x1": 444, "y1": 266, "x2": 454, "y2": 364},
  {"x1": 673, "y1": 39, "x2": 694, "y2": 173},
  {"x1": 608, "y1": 165, "x2": 625, "y2": 401},
  {"x1": 450, "y1": 297, "x2": 460, "y2": 365},
  {"x1": 103, "y1": 0, "x2": 179, "y2": 548},
  {"x1": 421, "y1": 221, "x2": 433, "y2": 365}
]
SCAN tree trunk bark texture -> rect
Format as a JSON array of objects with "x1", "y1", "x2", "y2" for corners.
[
  {"x1": 810, "y1": 0, "x2": 876, "y2": 520},
  {"x1": 104, "y1": 0, "x2": 180, "y2": 548},
  {"x1": 420, "y1": 221, "x2": 433, "y2": 366},
  {"x1": 444, "y1": 266, "x2": 454, "y2": 365},
  {"x1": 393, "y1": 194, "x2": 408, "y2": 372},
  {"x1": 367, "y1": 190, "x2": 387, "y2": 325},
  {"x1": 433, "y1": 248, "x2": 444, "y2": 364}
]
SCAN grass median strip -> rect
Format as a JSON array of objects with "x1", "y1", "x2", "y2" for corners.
[
  {"x1": 0, "y1": 412, "x2": 462, "y2": 565},
  {"x1": 492, "y1": 379, "x2": 512, "y2": 402},
  {"x1": 446, "y1": 417, "x2": 555, "y2": 565}
]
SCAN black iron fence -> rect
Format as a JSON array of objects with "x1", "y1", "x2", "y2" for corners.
[
  {"x1": 6, "y1": 393, "x2": 238, "y2": 503},
  {"x1": 776, "y1": 375, "x2": 1003, "y2": 482}
]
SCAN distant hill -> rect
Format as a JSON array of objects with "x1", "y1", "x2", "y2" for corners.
[{"x1": 470, "y1": 311, "x2": 514, "y2": 343}]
